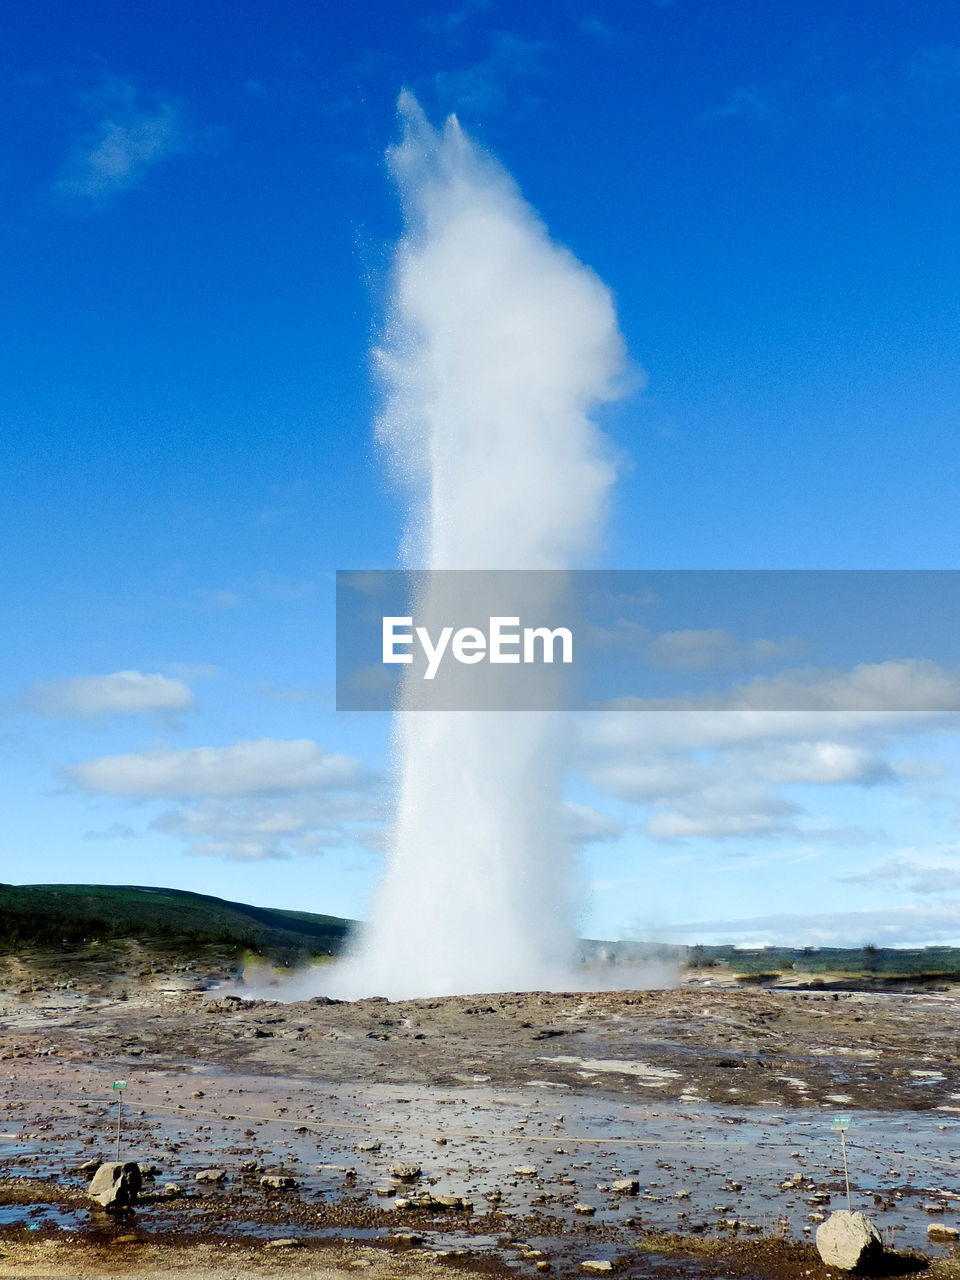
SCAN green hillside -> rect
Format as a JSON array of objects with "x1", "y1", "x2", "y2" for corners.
[{"x1": 0, "y1": 883, "x2": 353, "y2": 957}]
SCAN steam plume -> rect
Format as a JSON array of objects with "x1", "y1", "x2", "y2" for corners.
[{"x1": 328, "y1": 94, "x2": 626, "y2": 998}]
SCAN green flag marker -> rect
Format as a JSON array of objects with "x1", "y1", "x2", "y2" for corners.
[
  {"x1": 113, "y1": 1080, "x2": 127, "y2": 1091},
  {"x1": 831, "y1": 1115, "x2": 851, "y2": 1130}
]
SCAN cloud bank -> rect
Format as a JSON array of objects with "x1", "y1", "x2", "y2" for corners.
[
  {"x1": 26, "y1": 670, "x2": 194, "y2": 717},
  {"x1": 71, "y1": 738, "x2": 361, "y2": 797}
]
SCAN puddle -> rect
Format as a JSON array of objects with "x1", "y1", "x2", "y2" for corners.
[{"x1": 0, "y1": 1203, "x2": 82, "y2": 1229}]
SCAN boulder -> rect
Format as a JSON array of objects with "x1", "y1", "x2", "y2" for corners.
[
  {"x1": 260, "y1": 1174, "x2": 298, "y2": 1189},
  {"x1": 928, "y1": 1224, "x2": 960, "y2": 1243},
  {"x1": 581, "y1": 1263, "x2": 614, "y2": 1275},
  {"x1": 612, "y1": 1179, "x2": 639, "y2": 1195},
  {"x1": 87, "y1": 1161, "x2": 142, "y2": 1208},
  {"x1": 391, "y1": 1163, "x2": 422, "y2": 1180},
  {"x1": 195, "y1": 1169, "x2": 228, "y2": 1185},
  {"x1": 816, "y1": 1210, "x2": 883, "y2": 1271}
]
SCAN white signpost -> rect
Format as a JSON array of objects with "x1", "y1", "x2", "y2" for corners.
[
  {"x1": 831, "y1": 1115, "x2": 852, "y2": 1210},
  {"x1": 113, "y1": 1080, "x2": 127, "y2": 1163}
]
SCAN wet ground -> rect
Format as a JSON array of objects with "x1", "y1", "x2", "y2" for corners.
[{"x1": 0, "y1": 946, "x2": 958, "y2": 1277}]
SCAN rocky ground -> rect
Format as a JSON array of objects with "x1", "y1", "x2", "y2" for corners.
[{"x1": 0, "y1": 944, "x2": 958, "y2": 1278}]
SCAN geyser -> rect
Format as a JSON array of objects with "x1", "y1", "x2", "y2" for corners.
[{"x1": 329, "y1": 94, "x2": 626, "y2": 999}]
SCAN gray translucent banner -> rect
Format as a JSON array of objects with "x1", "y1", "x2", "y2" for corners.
[{"x1": 336, "y1": 570, "x2": 960, "y2": 712}]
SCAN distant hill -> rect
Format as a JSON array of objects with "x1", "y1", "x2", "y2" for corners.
[
  {"x1": 582, "y1": 937, "x2": 960, "y2": 985},
  {"x1": 0, "y1": 883, "x2": 353, "y2": 958}
]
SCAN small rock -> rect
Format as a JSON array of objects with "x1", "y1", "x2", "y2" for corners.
[
  {"x1": 260, "y1": 1174, "x2": 298, "y2": 1189},
  {"x1": 266, "y1": 1238, "x2": 304, "y2": 1249},
  {"x1": 195, "y1": 1169, "x2": 227, "y2": 1185},
  {"x1": 816, "y1": 1210, "x2": 883, "y2": 1271},
  {"x1": 581, "y1": 1262, "x2": 614, "y2": 1275},
  {"x1": 357, "y1": 1141, "x2": 381, "y2": 1153},
  {"x1": 612, "y1": 1179, "x2": 639, "y2": 1195},
  {"x1": 391, "y1": 1163, "x2": 422, "y2": 1179},
  {"x1": 574, "y1": 1203, "x2": 597, "y2": 1215},
  {"x1": 514, "y1": 1166, "x2": 538, "y2": 1176}
]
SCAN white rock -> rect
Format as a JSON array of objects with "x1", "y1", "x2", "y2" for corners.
[
  {"x1": 816, "y1": 1210, "x2": 883, "y2": 1271},
  {"x1": 87, "y1": 1161, "x2": 141, "y2": 1208},
  {"x1": 928, "y1": 1224, "x2": 960, "y2": 1242}
]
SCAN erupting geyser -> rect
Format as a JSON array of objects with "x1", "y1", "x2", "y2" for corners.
[{"x1": 329, "y1": 93, "x2": 627, "y2": 999}]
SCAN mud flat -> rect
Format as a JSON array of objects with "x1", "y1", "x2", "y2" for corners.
[{"x1": 0, "y1": 948, "x2": 958, "y2": 1277}]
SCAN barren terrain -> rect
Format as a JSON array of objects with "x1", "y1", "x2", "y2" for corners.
[{"x1": 0, "y1": 945, "x2": 958, "y2": 1278}]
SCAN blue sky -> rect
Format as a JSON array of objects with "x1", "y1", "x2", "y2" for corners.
[{"x1": 3, "y1": 0, "x2": 960, "y2": 946}]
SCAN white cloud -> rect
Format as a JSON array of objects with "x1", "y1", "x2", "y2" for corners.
[
  {"x1": 646, "y1": 801, "x2": 797, "y2": 841},
  {"x1": 594, "y1": 623, "x2": 804, "y2": 672},
  {"x1": 579, "y1": 660, "x2": 960, "y2": 844},
  {"x1": 648, "y1": 628, "x2": 794, "y2": 670},
  {"x1": 762, "y1": 742, "x2": 891, "y2": 785},
  {"x1": 55, "y1": 78, "x2": 189, "y2": 202},
  {"x1": 648, "y1": 900, "x2": 960, "y2": 948},
  {"x1": 606, "y1": 659, "x2": 960, "y2": 715},
  {"x1": 844, "y1": 847, "x2": 960, "y2": 895},
  {"x1": 150, "y1": 789, "x2": 388, "y2": 862},
  {"x1": 562, "y1": 801, "x2": 625, "y2": 844},
  {"x1": 26, "y1": 670, "x2": 194, "y2": 717},
  {"x1": 71, "y1": 738, "x2": 363, "y2": 797}
]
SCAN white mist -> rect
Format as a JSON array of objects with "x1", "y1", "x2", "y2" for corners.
[{"x1": 328, "y1": 95, "x2": 627, "y2": 999}]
